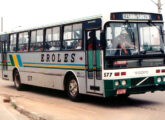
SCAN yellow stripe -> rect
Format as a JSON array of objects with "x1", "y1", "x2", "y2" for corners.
[
  {"x1": 23, "y1": 64, "x2": 86, "y2": 69},
  {"x1": 93, "y1": 67, "x2": 96, "y2": 70},
  {"x1": 8, "y1": 63, "x2": 12, "y2": 66},
  {"x1": 13, "y1": 54, "x2": 19, "y2": 67}
]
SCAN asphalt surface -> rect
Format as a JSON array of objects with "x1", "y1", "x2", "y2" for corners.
[{"x1": 0, "y1": 79, "x2": 165, "y2": 120}]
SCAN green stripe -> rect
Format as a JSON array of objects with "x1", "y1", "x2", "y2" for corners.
[
  {"x1": 88, "y1": 50, "x2": 93, "y2": 70},
  {"x1": 9, "y1": 55, "x2": 15, "y2": 66},
  {"x1": 96, "y1": 50, "x2": 101, "y2": 69}
]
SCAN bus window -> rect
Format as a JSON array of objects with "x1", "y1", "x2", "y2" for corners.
[
  {"x1": 105, "y1": 23, "x2": 138, "y2": 56},
  {"x1": 45, "y1": 27, "x2": 60, "y2": 51},
  {"x1": 18, "y1": 32, "x2": 29, "y2": 52},
  {"x1": 30, "y1": 30, "x2": 43, "y2": 52},
  {"x1": 63, "y1": 23, "x2": 82, "y2": 50},
  {"x1": 139, "y1": 24, "x2": 161, "y2": 52},
  {"x1": 10, "y1": 34, "x2": 17, "y2": 52}
]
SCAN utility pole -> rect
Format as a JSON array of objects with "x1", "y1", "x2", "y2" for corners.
[
  {"x1": 151, "y1": 0, "x2": 164, "y2": 13},
  {"x1": 1, "y1": 17, "x2": 3, "y2": 32}
]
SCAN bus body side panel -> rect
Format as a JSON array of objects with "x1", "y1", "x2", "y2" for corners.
[{"x1": 7, "y1": 51, "x2": 87, "y2": 93}]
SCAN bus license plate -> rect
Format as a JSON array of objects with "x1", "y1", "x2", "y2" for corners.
[{"x1": 117, "y1": 89, "x2": 126, "y2": 95}]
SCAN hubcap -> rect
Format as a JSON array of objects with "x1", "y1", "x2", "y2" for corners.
[{"x1": 69, "y1": 79, "x2": 78, "y2": 97}]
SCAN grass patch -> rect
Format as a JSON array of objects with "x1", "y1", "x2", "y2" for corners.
[{"x1": 12, "y1": 103, "x2": 17, "y2": 109}]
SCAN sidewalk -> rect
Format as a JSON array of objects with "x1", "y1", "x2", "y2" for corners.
[
  {"x1": 12, "y1": 97, "x2": 91, "y2": 120},
  {"x1": 0, "y1": 96, "x2": 29, "y2": 120}
]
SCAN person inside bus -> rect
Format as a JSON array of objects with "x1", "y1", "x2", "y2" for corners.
[
  {"x1": 49, "y1": 42, "x2": 60, "y2": 51},
  {"x1": 76, "y1": 40, "x2": 82, "y2": 50},
  {"x1": 24, "y1": 45, "x2": 28, "y2": 52},
  {"x1": 30, "y1": 44, "x2": 35, "y2": 51},
  {"x1": 88, "y1": 31, "x2": 94, "y2": 50},
  {"x1": 114, "y1": 30, "x2": 134, "y2": 55},
  {"x1": 19, "y1": 45, "x2": 25, "y2": 52},
  {"x1": 88, "y1": 30, "x2": 100, "y2": 50},
  {"x1": 36, "y1": 43, "x2": 43, "y2": 51}
]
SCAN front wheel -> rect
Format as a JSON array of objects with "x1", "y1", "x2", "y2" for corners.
[
  {"x1": 14, "y1": 71, "x2": 23, "y2": 90},
  {"x1": 66, "y1": 76, "x2": 81, "y2": 101}
]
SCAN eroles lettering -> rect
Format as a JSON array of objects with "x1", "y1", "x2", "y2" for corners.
[{"x1": 41, "y1": 53, "x2": 75, "y2": 63}]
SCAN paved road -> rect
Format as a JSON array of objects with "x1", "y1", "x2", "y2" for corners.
[{"x1": 0, "y1": 79, "x2": 165, "y2": 120}]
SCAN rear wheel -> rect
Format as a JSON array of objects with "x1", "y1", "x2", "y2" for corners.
[
  {"x1": 66, "y1": 75, "x2": 80, "y2": 101},
  {"x1": 14, "y1": 70, "x2": 23, "y2": 90}
]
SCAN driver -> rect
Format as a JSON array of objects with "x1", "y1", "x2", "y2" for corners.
[{"x1": 114, "y1": 30, "x2": 134, "y2": 55}]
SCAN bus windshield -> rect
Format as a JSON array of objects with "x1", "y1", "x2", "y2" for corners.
[{"x1": 105, "y1": 22, "x2": 164, "y2": 56}]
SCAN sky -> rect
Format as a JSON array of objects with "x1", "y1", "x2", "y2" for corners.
[{"x1": 0, "y1": 0, "x2": 164, "y2": 32}]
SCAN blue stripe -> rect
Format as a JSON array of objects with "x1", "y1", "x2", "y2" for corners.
[
  {"x1": 16, "y1": 55, "x2": 23, "y2": 67},
  {"x1": 23, "y1": 62, "x2": 86, "y2": 66}
]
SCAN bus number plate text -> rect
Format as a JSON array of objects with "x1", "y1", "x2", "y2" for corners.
[{"x1": 104, "y1": 72, "x2": 112, "y2": 77}]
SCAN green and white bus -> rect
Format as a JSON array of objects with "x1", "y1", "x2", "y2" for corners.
[{"x1": 0, "y1": 12, "x2": 165, "y2": 101}]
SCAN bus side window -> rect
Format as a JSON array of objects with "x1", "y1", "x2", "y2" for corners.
[
  {"x1": 45, "y1": 27, "x2": 60, "y2": 51},
  {"x1": 30, "y1": 30, "x2": 43, "y2": 52},
  {"x1": 63, "y1": 23, "x2": 83, "y2": 50},
  {"x1": 18, "y1": 32, "x2": 29, "y2": 52},
  {"x1": 10, "y1": 34, "x2": 17, "y2": 52}
]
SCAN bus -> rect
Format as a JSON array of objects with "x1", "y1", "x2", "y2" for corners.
[{"x1": 0, "y1": 12, "x2": 165, "y2": 101}]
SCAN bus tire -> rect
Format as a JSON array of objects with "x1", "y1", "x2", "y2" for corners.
[
  {"x1": 66, "y1": 75, "x2": 80, "y2": 101},
  {"x1": 13, "y1": 70, "x2": 23, "y2": 90}
]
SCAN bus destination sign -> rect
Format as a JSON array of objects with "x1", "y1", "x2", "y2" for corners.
[
  {"x1": 123, "y1": 14, "x2": 151, "y2": 20},
  {"x1": 111, "y1": 12, "x2": 163, "y2": 21}
]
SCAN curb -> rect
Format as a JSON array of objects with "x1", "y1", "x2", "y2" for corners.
[
  {"x1": 10, "y1": 99, "x2": 46, "y2": 120},
  {"x1": 0, "y1": 93, "x2": 47, "y2": 120}
]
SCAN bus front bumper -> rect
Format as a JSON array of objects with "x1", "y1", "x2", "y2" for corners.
[
  {"x1": 104, "y1": 76, "x2": 165, "y2": 97},
  {"x1": 104, "y1": 84, "x2": 165, "y2": 97}
]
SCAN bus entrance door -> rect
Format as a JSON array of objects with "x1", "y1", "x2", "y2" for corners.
[
  {"x1": 1, "y1": 41, "x2": 8, "y2": 79},
  {"x1": 86, "y1": 30, "x2": 102, "y2": 93}
]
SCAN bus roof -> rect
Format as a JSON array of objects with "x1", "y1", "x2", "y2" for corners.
[{"x1": 1, "y1": 14, "x2": 102, "y2": 35}]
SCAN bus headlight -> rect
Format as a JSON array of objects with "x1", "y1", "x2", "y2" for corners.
[
  {"x1": 157, "y1": 77, "x2": 162, "y2": 83},
  {"x1": 121, "y1": 80, "x2": 127, "y2": 86},
  {"x1": 163, "y1": 77, "x2": 165, "y2": 82},
  {"x1": 115, "y1": 81, "x2": 120, "y2": 86}
]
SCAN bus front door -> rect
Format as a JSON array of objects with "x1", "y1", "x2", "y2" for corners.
[
  {"x1": 1, "y1": 41, "x2": 8, "y2": 79},
  {"x1": 86, "y1": 29, "x2": 102, "y2": 94}
]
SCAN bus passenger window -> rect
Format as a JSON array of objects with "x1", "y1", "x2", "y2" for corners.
[
  {"x1": 63, "y1": 23, "x2": 82, "y2": 50},
  {"x1": 18, "y1": 32, "x2": 29, "y2": 52},
  {"x1": 30, "y1": 30, "x2": 43, "y2": 52},
  {"x1": 45, "y1": 27, "x2": 60, "y2": 51},
  {"x1": 10, "y1": 34, "x2": 17, "y2": 52}
]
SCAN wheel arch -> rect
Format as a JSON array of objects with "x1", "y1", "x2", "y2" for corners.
[
  {"x1": 12, "y1": 67, "x2": 20, "y2": 81},
  {"x1": 63, "y1": 71, "x2": 79, "y2": 91}
]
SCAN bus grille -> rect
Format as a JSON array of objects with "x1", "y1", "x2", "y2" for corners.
[{"x1": 131, "y1": 77, "x2": 155, "y2": 87}]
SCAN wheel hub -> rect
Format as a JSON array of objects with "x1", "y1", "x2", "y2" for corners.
[{"x1": 69, "y1": 79, "x2": 78, "y2": 97}]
